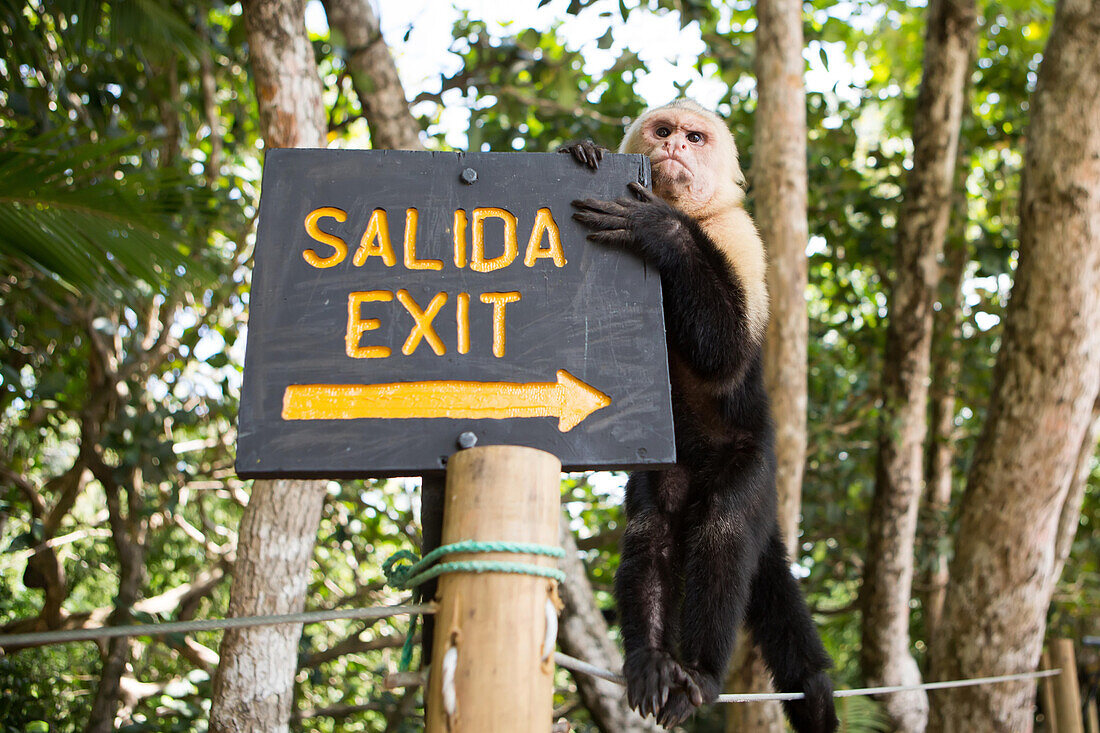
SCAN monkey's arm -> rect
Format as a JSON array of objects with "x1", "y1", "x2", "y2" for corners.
[{"x1": 573, "y1": 183, "x2": 754, "y2": 382}]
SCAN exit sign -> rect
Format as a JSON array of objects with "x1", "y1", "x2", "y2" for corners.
[{"x1": 236, "y1": 149, "x2": 675, "y2": 478}]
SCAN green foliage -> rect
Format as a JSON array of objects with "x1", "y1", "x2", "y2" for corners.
[
  {"x1": 836, "y1": 694, "x2": 892, "y2": 732},
  {"x1": 0, "y1": 128, "x2": 207, "y2": 298},
  {"x1": 0, "y1": 649, "x2": 95, "y2": 732},
  {"x1": 1, "y1": 0, "x2": 257, "y2": 729},
  {"x1": 0, "y1": 0, "x2": 223, "y2": 300},
  {"x1": 438, "y1": 14, "x2": 644, "y2": 153}
]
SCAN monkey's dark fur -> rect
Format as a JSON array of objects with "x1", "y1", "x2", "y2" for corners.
[{"x1": 563, "y1": 110, "x2": 836, "y2": 731}]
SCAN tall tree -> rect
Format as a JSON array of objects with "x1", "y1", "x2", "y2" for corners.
[
  {"x1": 726, "y1": 0, "x2": 811, "y2": 729},
  {"x1": 208, "y1": 1, "x2": 329, "y2": 730},
  {"x1": 861, "y1": 0, "x2": 977, "y2": 729},
  {"x1": 919, "y1": 169, "x2": 970, "y2": 639},
  {"x1": 929, "y1": 0, "x2": 1100, "y2": 728},
  {"x1": 320, "y1": 0, "x2": 449, "y2": 687},
  {"x1": 321, "y1": 0, "x2": 422, "y2": 150},
  {"x1": 756, "y1": 0, "x2": 810, "y2": 565}
]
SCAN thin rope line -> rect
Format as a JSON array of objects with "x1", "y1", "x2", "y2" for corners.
[
  {"x1": 553, "y1": 652, "x2": 1062, "y2": 702},
  {"x1": 555, "y1": 652, "x2": 624, "y2": 685},
  {"x1": 3, "y1": 613, "x2": 1064, "y2": 705},
  {"x1": 829, "y1": 669, "x2": 1063, "y2": 699},
  {"x1": 0, "y1": 603, "x2": 435, "y2": 648}
]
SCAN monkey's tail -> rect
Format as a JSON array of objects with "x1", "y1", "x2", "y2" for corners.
[{"x1": 745, "y1": 529, "x2": 838, "y2": 733}]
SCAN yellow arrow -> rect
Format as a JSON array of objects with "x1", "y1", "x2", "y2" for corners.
[{"x1": 281, "y1": 370, "x2": 611, "y2": 432}]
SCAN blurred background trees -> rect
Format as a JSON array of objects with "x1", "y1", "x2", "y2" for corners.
[{"x1": 1, "y1": 0, "x2": 1097, "y2": 731}]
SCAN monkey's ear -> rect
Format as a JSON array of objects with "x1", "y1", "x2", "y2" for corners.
[{"x1": 733, "y1": 167, "x2": 747, "y2": 189}]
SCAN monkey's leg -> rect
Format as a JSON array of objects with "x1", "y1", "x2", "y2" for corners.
[
  {"x1": 646, "y1": 499, "x2": 761, "y2": 721},
  {"x1": 615, "y1": 471, "x2": 697, "y2": 719},
  {"x1": 747, "y1": 531, "x2": 838, "y2": 733},
  {"x1": 657, "y1": 463, "x2": 771, "y2": 727}
]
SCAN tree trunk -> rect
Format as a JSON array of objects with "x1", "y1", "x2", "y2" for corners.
[
  {"x1": 755, "y1": 0, "x2": 810, "y2": 558},
  {"x1": 85, "y1": 480, "x2": 145, "y2": 733},
  {"x1": 928, "y1": 1, "x2": 1100, "y2": 729},
  {"x1": 210, "y1": 480, "x2": 328, "y2": 732},
  {"x1": 209, "y1": 1, "x2": 329, "y2": 731},
  {"x1": 83, "y1": 316, "x2": 145, "y2": 732},
  {"x1": 84, "y1": 541, "x2": 143, "y2": 732},
  {"x1": 1054, "y1": 388, "x2": 1100, "y2": 580},
  {"x1": 557, "y1": 515, "x2": 660, "y2": 733},
  {"x1": 725, "y1": 0, "x2": 812, "y2": 728},
  {"x1": 241, "y1": 0, "x2": 327, "y2": 151},
  {"x1": 862, "y1": 1, "x2": 976, "y2": 730},
  {"x1": 920, "y1": 150, "x2": 971, "y2": 640},
  {"x1": 321, "y1": 0, "x2": 422, "y2": 150}
]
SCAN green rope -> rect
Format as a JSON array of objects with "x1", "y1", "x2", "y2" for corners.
[
  {"x1": 383, "y1": 540, "x2": 566, "y2": 671},
  {"x1": 383, "y1": 540, "x2": 566, "y2": 589},
  {"x1": 399, "y1": 612, "x2": 419, "y2": 671}
]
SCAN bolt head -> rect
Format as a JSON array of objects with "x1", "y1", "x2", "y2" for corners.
[{"x1": 460, "y1": 167, "x2": 478, "y2": 185}]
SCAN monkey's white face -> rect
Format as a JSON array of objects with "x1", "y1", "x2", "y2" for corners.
[{"x1": 638, "y1": 111, "x2": 728, "y2": 211}]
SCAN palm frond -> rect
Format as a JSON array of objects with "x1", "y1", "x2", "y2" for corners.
[
  {"x1": 0, "y1": 129, "x2": 209, "y2": 298},
  {"x1": 837, "y1": 694, "x2": 893, "y2": 733},
  {"x1": 51, "y1": 0, "x2": 203, "y2": 58}
]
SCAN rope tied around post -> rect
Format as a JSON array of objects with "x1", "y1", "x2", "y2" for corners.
[
  {"x1": 382, "y1": 540, "x2": 566, "y2": 670},
  {"x1": 383, "y1": 540, "x2": 566, "y2": 589}
]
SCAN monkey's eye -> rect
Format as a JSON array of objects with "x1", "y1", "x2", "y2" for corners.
[
  {"x1": 655, "y1": 126, "x2": 671, "y2": 138},
  {"x1": 686, "y1": 131, "x2": 705, "y2": 144}
]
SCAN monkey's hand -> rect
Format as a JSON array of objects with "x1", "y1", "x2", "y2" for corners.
[
  {"x1": 622, "y1": 648, "x2": 703, "y2": 721},
  {"x1": 558, "y1": 140, "x2": 608, "y2": 171},
  {"x1": 656, "y1": 664, "x2": 721, "y2": 728},
  {"x1": 572, "y1": 182, "x2": 692, "y2": 266}
]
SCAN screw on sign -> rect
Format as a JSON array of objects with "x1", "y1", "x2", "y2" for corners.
[{"x1": 236, "y1": 149, "x2": 676, "y2": 479}]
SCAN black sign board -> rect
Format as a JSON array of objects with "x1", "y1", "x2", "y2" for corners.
[{"x1": 236, "y1": 149, "x2": 675, "y2": 478}]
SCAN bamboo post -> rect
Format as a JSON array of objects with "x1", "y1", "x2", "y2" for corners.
[
  {"x1": 1051, "y1": 639, "x2": 1084, "y2": 733},
  {"x1": 425, "y1": 445, "x2": 562, "y2": 733}
]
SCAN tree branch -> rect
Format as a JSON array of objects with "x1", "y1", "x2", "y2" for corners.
[
  {"x1": 0, "y1": 465, "x2": 47, "y2": 518},
  {"x1": 301, "y1": 632, "x2": 415, "y2": 669}
]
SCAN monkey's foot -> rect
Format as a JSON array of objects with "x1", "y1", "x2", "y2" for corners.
[
  {"x1": 783, "y1": 671, "x2": 839, "y2": 733},
  {"x1": 656, "y1": 665, "x2": 720, "y2": 728},
  {"x1": 623, "y1": 648, "x2": 701, "y2": 720},
  {"x1": 655, "y1": 686, "x2": 696, "y2": 728}
]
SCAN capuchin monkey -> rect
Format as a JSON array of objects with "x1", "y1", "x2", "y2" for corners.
[{"x1": 562, "y1": 100, "x2": 837, "y2": 731}]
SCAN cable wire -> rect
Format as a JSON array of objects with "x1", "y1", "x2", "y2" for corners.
[
  {"x1": 0, "y1": 603, "x2": 435, "y2": 649},
  {"x1": 552, "y1": 652, "x2": 1062, "y2": 703}
]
